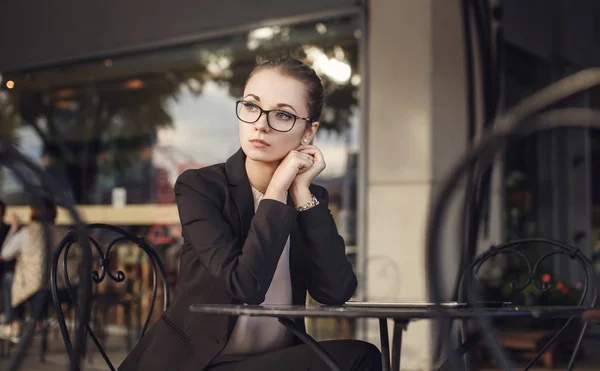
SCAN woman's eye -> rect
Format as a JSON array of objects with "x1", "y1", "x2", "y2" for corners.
[
  {"x1": 275, "y1": 111, "x2": 293, "y2": 120},
  {"x1": 244, "y1": 102, "x2": 259, "y2": 111}
]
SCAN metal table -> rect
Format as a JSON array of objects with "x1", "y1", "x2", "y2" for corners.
[{"x1": 190, "y1": 302, "x2": 587, "y2": 371}]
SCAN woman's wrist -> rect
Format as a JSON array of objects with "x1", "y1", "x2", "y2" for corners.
[
  {"x1": 264, "y1": 185, "x2": 288, "y2": 204},
  {"x1": 290, "y1": 185, "x2": 312, "y2": 208}
]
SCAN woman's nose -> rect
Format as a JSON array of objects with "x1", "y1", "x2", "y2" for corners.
[{"x1": 253, "y1": 112, "x2": 270, "y2": 131}]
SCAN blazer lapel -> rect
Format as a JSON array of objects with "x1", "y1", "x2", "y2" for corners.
[
  {"x1": 225, "y1": 149, "x2": 254, "y2": 310},
  {"x1": 225, "y1": 148, "x2": 255, "y2": 243},
  {"x1": 287, "y1": 195, "x2": 305, "y2": 305}
]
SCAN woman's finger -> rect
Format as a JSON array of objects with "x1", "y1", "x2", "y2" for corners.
[{"x1": 299, "y1": 148, "x2": 322, "y2": 162}]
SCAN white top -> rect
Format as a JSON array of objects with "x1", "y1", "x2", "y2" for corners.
[
  {"x1": 1, "y1": 227, "x2": 25, "y2": 260},
  {"x1": 219, "y1": 187, "x2": 294, "y2": 356}
]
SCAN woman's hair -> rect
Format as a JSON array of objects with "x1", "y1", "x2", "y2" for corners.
[
  {"x1": 248, "y1": 58, "x2": 324, "y2": 122},
  {"x1": 30, "y1": 197, "x2": 57, "y2": 223}
]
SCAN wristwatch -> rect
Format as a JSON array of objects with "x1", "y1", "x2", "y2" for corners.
[{"x1": 296, "y1": 194, "x2": 320, "y2": 212}]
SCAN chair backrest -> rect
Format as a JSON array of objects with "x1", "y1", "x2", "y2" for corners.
[
  {"x1": 1, "y1": 139, "x2": 92, "y2": 371},
  {"x1": 458, "y1": 238, "x2": 598, "y2": 370},
  {"x1": 51, "y1": 223, "x2": 170, "y2": 371}
]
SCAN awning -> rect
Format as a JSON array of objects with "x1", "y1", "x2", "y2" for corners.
[{"x1": 0, "y1": 0, "x2": 360, "y2": 73}]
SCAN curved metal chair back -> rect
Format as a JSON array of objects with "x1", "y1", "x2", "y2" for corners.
[
  {"x1": 458, "y1": 238, "x2": 598, "y2": 370},
  {"x1": 51, "y1": 223, "x2": 170, "y2": 371},
  {"x1": 0, "y1": 140, "x2": 91, "y2": 371}
]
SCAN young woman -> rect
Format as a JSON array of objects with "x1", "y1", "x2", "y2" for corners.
[
  {"x1": 0, "y1": 199, "x2": 61, "y2": 342},
  {"x1": 119, "y1": 58, "x2": 381, "y2": 371}
]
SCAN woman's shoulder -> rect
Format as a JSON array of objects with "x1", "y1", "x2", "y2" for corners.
[
  {"x1": 175, "y1": 163, "x2": 227, "y2": 187},
  {"x1": 174, "y1": 163, "x2": 229, "y2": 203}
]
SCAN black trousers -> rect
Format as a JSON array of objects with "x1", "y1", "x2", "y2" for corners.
[{"x1": 207, "y1": 340, "x2": 382, "y2": 371}]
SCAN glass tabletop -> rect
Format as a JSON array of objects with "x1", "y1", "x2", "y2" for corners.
[{"x1": 189, "y1": 303, "x2": 588, "y2": 320}]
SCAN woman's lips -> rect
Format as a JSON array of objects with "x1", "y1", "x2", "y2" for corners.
[{"x1": 250, "y1": 139, "x2": 269, "y2": 148}]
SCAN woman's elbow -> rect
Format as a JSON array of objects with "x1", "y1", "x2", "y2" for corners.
[
  {"x1": 228, "y1": 276, "x2": 267, "y2": 305},
  {"x1": 312, "y1": 273, "x2": 358, "y2": 306}
]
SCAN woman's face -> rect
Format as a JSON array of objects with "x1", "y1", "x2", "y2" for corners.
[{"x1": 239, "y1": 68, "x2": 317, "y2": 164}]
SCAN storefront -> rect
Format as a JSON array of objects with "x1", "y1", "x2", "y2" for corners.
[
  {"x1": 5, "y1": 1, "x2": 600, "y2": 368},
  {"x1": 0, "y1": 0, "x2": 369, "y2": 355}
]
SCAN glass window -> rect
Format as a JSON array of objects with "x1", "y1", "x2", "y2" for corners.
[
  {"x1": 1, "y1": 16, "x2": 361, "y2": 224},
  {"x1": 0, "y1": 16, "x2": 362, "y2": 338}
]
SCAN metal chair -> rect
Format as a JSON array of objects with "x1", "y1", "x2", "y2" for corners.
[
  {"x1": 51, "y1": 223, "x2": 170, "y2": 371},
  {"x1": 457, "y1": 238, "x2": 598, "y2": 369},
  {"x1": 0, "y1": 139, "x2": 91, "y2": 371},
  {"x1": 425, "y1": 69, "x2": 600, "y2": 371}
]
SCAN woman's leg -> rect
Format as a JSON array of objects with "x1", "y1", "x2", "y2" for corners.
[
  {"x1": 207, "y1": 340, "x2": 382, "y2": 371},
  {"x1": 8, "y1": 303, "x2": 25, "y2": 339},
  {"x1": 2, "y1": 272, "x2": 15, "y2": 324}
]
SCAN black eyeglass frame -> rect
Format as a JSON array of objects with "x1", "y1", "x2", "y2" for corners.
[{"x1": 236, "y1": 100, "x2": 315, "y2": 132}]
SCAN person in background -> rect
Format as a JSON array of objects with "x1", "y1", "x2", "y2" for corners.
[
  {"x1": 0, "y1": 198, "x2": 61, "y2": 342},
  {"x1": 0, "y1": 199, "x2": 19, "y2": 341}
]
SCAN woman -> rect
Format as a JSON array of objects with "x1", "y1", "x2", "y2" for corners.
[
  {"x1": 119, "y1": 58, "x2": 381, "y2": 371},
  {"x1": 0, "y1": 199, "x2": 62, "y2": 342}
]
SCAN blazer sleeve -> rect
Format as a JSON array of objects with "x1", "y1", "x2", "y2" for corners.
[
  {"x1": 297, "y1": 186, "x2": 358, "y2": 305},
  {"x1": 174, "y1": 170, "x2": 297, "y2": 305}
]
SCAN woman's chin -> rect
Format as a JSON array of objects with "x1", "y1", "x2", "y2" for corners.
[{"x1": 243, "y1": 146, "x2": 282, "y2": 164}]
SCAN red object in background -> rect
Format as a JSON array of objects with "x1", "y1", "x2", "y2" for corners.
[
  {"x1": 155, "y1": 167, "x2": 175, "y2": 203},
  {"x1": 177, "y1": 162, "x2": 206, "y2": 174},
  {"x1": 155, "y1": 163, "x2": 206, "y2": 204},
  {"x1": 147, "y1": 224, "x2": 175, "y2": 245},
  {"x1": 541, "y1": 273, "x2": 551, "y2": 284}
]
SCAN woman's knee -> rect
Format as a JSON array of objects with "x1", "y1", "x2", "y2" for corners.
[{"x1": 346, "y1": 340, "x2": 382, "y2": 370}]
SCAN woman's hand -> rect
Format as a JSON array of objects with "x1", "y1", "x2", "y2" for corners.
[
  {"x1": 265, "y1": 150, "x2": 315, "y2": 202},
  {"x1": 289, "y1": 145, "x2": 326, "y2": 206},
  {"x1": 291, "y1": 145, "x2": 326, "y2": 190}
]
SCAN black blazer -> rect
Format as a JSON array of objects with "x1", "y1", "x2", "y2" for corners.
[{"x1": 119, "y1": 149, "x2": 357, "y2": 371}]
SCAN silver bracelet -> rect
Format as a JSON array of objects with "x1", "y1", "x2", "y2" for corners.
[{"x1": 296, "y1": 194, "x2": 320, "y2": 212}]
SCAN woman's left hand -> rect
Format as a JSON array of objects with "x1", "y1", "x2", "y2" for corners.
[{"x1": 290, "y1": 145, "x2": 326, "y2": 190}]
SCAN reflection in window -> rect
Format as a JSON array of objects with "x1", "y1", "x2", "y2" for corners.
[{"x1": 0, "y1": 16, "x2": 360, "y2": 244}]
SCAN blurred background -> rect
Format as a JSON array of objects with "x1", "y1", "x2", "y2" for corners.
[{"x1": 1, "y1": 0, "x2": 600, "y2": 369}]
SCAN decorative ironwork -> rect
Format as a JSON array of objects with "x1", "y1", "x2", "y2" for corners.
[
  {"x1": 0, "y1": 139, "x2": 92, "y2": 371},
  {"x1": 51, "y1": 223, "x2": 170, "y2": 371},
  {"x1": 425, "y1": 69, "x2": 600, "y2": 371},
  {"x1": 459, "y1": 239, "x2": 594, "y2": 305},
  {"x1": 458, "y1": 238, "x2": 597, "y2": 371}
]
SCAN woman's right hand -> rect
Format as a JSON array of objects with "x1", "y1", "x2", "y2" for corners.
[{"x1": 265, "y1": 150, "x2": 314, "y2": 202}]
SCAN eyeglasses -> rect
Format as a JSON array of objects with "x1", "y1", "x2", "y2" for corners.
[{"x1": 236, "y1": 100, "x2": 313, "y2": 133}]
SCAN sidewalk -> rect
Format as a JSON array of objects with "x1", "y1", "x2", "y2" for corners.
[{"x1": 0, "y1": 330, "x2": 128, "y2": 371}]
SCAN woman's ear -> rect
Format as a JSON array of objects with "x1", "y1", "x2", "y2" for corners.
[{"x1": 303, "y1": 121, "x2": 320, "y2": 144}]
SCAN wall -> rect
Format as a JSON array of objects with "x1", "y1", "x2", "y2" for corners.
[
  {"x1": 365, "y1": 0, "x2": 502, "y2": 368},
  {"x1": 0, "y1": 0, "x2": 358, "y2": 72}
]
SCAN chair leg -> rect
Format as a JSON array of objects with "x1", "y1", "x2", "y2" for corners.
[
  {"x1": 124, "y1": 304, "x2": 132, "y2": 351},
  {"x1": 88, "y1": 305, "x2": 100, "y2": 364},
  {"x1": 39, "y1": 325, "x2": 48, "y2": 362}
]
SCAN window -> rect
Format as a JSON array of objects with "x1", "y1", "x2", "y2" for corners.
[{"x1": 0, "y1": 15, "x2": 363, "y2": 337}]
